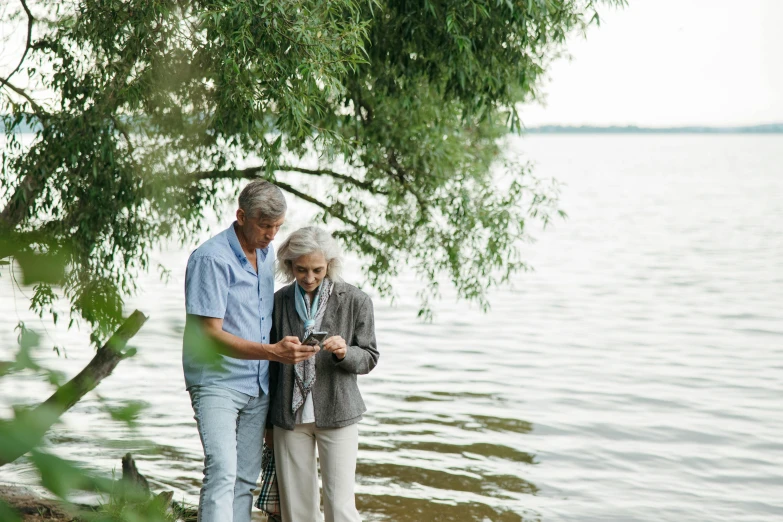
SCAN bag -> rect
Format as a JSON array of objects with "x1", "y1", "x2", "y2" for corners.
[{"x1": 255, "y1": 443, "x2": 281, "y2": 520}]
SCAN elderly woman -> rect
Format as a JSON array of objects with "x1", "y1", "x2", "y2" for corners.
[{"x1": 267, "y1": 226, "x2": 379, "y2": 522}]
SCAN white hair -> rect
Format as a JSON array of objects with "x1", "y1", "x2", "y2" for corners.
[
  {"x1": 276, "y1": 226, "x2": 344, "y2": 283},
  {"x1": 238, "y1": 180, "x2": 287, "y2": 220}
]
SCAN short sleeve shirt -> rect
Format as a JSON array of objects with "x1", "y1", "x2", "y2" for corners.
[{"x1": 182, "y1": 223, "x2": 274, "y2": 396}]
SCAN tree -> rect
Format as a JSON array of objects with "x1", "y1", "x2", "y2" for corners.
[
  {"x1": 2, "y1": 0, "x2": 624, "y2": 331},
  {"x1": 0, "y1": 0, "x2": 623, "y2": 518}
]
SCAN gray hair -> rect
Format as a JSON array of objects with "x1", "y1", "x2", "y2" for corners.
[
  {"x1": 238, "y1": 180, "x2": 287, "y2": 220},
  {"x1": 276, "y1": 227, "x2": 343, "y2": 283}
]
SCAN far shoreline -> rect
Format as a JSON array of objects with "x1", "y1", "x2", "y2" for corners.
[
  {"x1": 524, "y1": 123, "x2": 783, "y2": 134},
  {"x1": 3, "y1": 122, "x2": 783, "y2": 135}
]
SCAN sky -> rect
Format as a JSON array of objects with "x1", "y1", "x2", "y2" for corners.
[
  {"x1": 520, "y1": 0, "x2": 783, "y2": 127},
  {"x1": 1, "y1": 0, "x2": 781, "y2": 127}
]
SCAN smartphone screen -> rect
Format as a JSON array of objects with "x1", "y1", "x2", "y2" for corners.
[{"x1": 302, "y1": 331, "x2": 327, "y2": 346}]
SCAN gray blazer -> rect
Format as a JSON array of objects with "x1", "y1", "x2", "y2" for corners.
[{"x1": 268, "y1": 281, "x2": 379, "y2": 430}]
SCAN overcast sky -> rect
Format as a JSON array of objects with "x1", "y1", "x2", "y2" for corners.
[
  {"x1": 520, "y1": 0, "x2": 783, "y2": 127},
  {"x1": 2, "y1": 0, "x2": 780, "y2": 127}
]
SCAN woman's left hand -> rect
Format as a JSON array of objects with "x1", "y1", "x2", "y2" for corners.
[{"x1": 322, "y1": 335, "x2": 347, "y2": 360}]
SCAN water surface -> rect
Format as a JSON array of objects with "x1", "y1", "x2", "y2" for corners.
[{"x1": 1, "y1": 135, "x2": 782, "y2": 521}]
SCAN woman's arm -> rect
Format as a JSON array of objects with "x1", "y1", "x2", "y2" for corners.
[{"x1": 324, "y1": 295, "x2": 379, "y2": 375}]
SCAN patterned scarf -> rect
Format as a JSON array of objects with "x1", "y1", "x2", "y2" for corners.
[{"x1": 292, "y1": 278, "x2": 332, "y2": 414}]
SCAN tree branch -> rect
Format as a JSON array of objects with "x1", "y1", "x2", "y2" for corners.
[
  {"x1": 193, "y1": 165, "x2": 265, "y2": 182},
  {"x1": 383, "y1": 151, "x2": 429, "y2": 213},
  {"x1": 272, "y1": 179, "x2": 384, "y2": 240},
  {"x1": 0, "y1": 173, "x2": 46, "y2": 230},
  {"x1": 0, "y1": 310, "x2": 148, "y2": 467},
  {"x1": 0, "y1": 0, "x2": 33, "y2": 89},
  {"x1": 0, "y1": 80, "x2": 44, "y2": 116},
  {"x1": 277, "y1": 165, "x2": 387, "y2": 195},
  {"x1": 110, "y1": 114, "x2": 134, "y2": 153},
  {"x1": 192, "y1": 165, "x2": 385, "y2": 239},
  {"x1": 194, "y1": 164, "x2": 387, "y2": 195}
]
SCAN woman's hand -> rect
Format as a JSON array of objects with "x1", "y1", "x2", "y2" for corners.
[{"x1": 322, "y1": 335, "x2": 348, "y2": 360}]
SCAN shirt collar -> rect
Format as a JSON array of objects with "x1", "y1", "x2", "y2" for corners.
[{"x1": 226, "y1": 222, "x2": 269, "y2": 267}]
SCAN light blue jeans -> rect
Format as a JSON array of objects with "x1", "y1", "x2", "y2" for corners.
[{"x1": 189, "y1": 385, "x2": 270, "y2": 522}]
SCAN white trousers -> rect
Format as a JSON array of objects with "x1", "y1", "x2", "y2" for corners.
[{"x1": 273, "y1": 423, "x2": 362, "y2": 522}]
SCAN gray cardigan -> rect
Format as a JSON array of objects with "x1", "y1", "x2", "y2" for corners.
[{"x1": 268, "y1": 281, "x2": 379, "y2": 430}]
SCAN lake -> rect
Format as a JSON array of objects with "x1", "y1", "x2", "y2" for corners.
[{"x1": 2, "y1": 134, "x2": 782, "y2": 521}]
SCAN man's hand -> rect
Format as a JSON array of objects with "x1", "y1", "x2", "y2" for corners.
[
  {"x1": 322, "y1": 335, "x2": 347, "y2": 360},
  {"x1": 268, "y1": 335, "x2": 318, "y2": 364},
  {"x1": 193, "y1": 316, "x2": 318, "y2": 362}
]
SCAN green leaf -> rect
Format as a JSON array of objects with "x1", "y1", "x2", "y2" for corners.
[
  {"x1": 0, "y1": 499, "x2": 21, "y2": 522},
  {"x1": 29, "y1": 450, "x2": 113, "y2": 498},
  {"x1": 14, "y1": 250, "x2": 68, "y2": 285},
  {"x1": 101, "y1": 399, "x2": 148, "y2": 427}
]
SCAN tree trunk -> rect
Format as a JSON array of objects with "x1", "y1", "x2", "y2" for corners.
[
  {"x1": 0, "y1": 310, "x2": 148, "y2": 467},
  {"x1": 0, "y1": 173, "x2": 45, "y2": 230}
]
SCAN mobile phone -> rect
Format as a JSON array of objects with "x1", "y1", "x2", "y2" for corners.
[{"x1": 302, "y1": 331, "x2": 327, "y2": 346}]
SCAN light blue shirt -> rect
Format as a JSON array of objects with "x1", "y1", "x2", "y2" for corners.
[{"x1": 182, "y1": 223, "x2": 274, "y2": 396}]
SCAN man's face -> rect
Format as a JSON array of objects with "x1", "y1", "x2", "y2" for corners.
[{"x1": 237, "y1": 210, "x2": 285, "y2": 251}]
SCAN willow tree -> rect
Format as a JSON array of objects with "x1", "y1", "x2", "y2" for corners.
[{"x1": 2, "y1": 0, "x2": 624, "y2": 335}]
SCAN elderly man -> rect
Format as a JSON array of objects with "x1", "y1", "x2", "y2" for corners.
[{"x1": 183, "y1": 180, "x2": 318, "y2": 522}]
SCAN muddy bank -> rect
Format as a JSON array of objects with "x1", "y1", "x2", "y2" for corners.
[{"x1": 0, "y1": 484, "x2": 76, "y2": 521}]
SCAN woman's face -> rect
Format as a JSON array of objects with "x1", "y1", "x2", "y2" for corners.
[{"x1": 293, "y1": 251, "x2": 328, "y2": 294}]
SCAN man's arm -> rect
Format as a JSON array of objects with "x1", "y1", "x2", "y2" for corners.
[{"x1": 197, "y1": 316, "x2": 317, "y2": 364}]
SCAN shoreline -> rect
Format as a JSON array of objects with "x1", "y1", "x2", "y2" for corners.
[{"x1": 0, "y1": 484, "x2": 76, "y2": 521}]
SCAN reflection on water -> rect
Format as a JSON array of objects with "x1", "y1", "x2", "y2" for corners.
[
  {"x1": 2, "y1": 135, "x2": 783, "y2": 521},
  {"x1": 356, "y1": 494, "x2": 538, "y2": 522}
]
